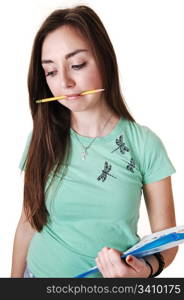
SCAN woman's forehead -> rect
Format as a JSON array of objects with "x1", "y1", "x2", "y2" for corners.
[{"x1": 41, "y1": 25, "x2": 90, "y2": 59}]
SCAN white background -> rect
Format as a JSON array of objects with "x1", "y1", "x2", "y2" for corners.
[{"x1": 0, "y1": 0, "x2": 183, "y2": 277}]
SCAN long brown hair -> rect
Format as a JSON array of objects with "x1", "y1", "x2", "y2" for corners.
[{"x1": 24, "y1": 5, "x2": 135, "y2": 231}]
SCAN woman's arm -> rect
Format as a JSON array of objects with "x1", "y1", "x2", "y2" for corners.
[
  {"x1": 11, "y1": 205, "x2": 36, "y2": 277},
  {"x1": 95, "y1": 176, "x2": 178, "y2": 277},
  {"x1": 142, "y1": 176, "x2": 178, "y2": 272}
]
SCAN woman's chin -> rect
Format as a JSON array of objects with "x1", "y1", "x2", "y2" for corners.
[{"x1": 58, "y1": 100, "x2": 91, "y2": 112}]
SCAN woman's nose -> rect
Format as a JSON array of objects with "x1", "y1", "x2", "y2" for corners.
[{"x1": 60, "y1": 70, "x2": 75, "y2": 89}]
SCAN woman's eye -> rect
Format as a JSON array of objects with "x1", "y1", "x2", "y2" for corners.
[
  {"x1": 46, "y1": 70, "x2": 57, "y2": 77},
  {"x1": 45, "y1": 63, "x2": 86, "y2": 76},
  {"x1": 72, "y1": 62, "x2": 87, "y2": 70}
]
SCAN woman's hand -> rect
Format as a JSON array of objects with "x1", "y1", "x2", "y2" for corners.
[{"x1": 95, "y1": 247, "x2": 151, "y2": 278}]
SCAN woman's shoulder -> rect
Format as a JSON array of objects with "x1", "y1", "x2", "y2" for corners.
[
  {"x1": 122, "y1": 118, "x2": 166, "y2": 165},
  {"x1": 122, "y1": 118, "x2": 160, "y2": 145},
  {"x1": 122, "y1": 118, "x2": 176, "y2": 182}
]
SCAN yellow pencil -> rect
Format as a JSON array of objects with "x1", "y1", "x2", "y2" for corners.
[
  {"x1": 36, "y1": 88, "x2": 105, "y2": 103},
  {"x1": 80, "y1": 88, "x2": 105, "y2": 95},
  {"x1": 36, "y1": 95, "x2": 66, "y2": 103}
]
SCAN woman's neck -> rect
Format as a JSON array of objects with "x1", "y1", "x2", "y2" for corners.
[{"x1": 70, "y1": 111, "x2": 120, "y2": 138}]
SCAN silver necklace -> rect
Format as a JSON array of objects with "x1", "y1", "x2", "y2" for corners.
[{"x1": 72, "y1": 114, "x2": 113, "y2": 160}]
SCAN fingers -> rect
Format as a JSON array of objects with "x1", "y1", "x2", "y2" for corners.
[
  {"x1": 95, "y1": 247, "x2": 114, "y2": 277},
  {"x1": 95, "y1": 247, "x2": 126, "y2": 278},
  {"x1": 107, "y1": 248, "x2": 126, "y2": 276},
  {"x1": 126, "y1": 255, "x2": 147, "y2": 273},
  {"x1": 95, "y1": 247, "x2": 151, "y2": 278}
]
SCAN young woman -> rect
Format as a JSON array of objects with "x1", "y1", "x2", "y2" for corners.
[{"x1": 11, "y1": 5, "x2": 178, "y2": 278}]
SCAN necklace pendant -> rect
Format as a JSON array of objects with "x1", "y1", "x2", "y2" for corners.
[{"x1": 81, "y1": 150, "x2": 88, "y2": 160}]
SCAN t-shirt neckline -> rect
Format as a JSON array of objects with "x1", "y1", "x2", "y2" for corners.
[{"x1": 70, "y1": 116, "x2": 125, "y2": 144}]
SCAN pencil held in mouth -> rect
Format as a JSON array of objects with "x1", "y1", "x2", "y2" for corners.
[
  {"x1": 36, "y1": 88, "x2": 105, "y2": 103},
  {"x1": 80, "y1": 88, "x2": 105, "y2": 95},
  {"x1": 36, "y1": 95, "x2": 66, "y2": 103}
]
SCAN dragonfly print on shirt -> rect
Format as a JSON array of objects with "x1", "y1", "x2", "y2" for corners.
[
  {"x1": 111, "y1": 135, "x2": 129, "y2": 154},
  {"x1": 97, "y1": 161, "x2": 117, "y2": 182},
  {"x1": 111, "y1": 134, "x2": 136, "y2": 174},
  {"x1": 126, "y1": 158, "x2": 136, "y2": 173}
]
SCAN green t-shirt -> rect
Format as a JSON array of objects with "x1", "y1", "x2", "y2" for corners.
[{"x1": 19, "y1": 117, "x2": 176, "y2": 277}]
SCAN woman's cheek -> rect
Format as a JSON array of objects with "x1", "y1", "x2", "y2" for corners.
[
  {"x1": 46, "y1": 79, "x2": 58, "y2": 95},
  {"x1": 84, "y1": 68, "x2": 102, "y2": 87},
  {"x1": 79, "y1": 76, "x2": 100, "y2": 89}
]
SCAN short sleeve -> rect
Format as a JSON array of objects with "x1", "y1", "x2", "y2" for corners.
[
  {"x1": 18, "y1": 131, "x2": 33, "y2": 171},
  {"x1": 142, "y1": 128, "x2": 176, "y2": 184}
]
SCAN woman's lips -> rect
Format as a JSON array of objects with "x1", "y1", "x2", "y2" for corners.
[{"x1": 65, "y1": 94, "x2": 82, "y2": 100}]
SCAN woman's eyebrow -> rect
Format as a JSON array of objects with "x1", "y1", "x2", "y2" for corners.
[
  {"x1": 66, "y1": 49, "x2": 88, "y2": 59},
  {"x1": 41, "y1": 49, "x2": 88, "y2": 64}
]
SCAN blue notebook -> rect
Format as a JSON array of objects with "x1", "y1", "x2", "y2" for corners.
[{"x1": 74, "y1": 225, "x2": 184, "y2": 278}]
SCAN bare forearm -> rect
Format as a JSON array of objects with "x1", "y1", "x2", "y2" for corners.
[
  {"x1": 161, "y1": 246, "x2": 178, "y2": 268},
  {"x1": 11, "y1": 223, "x2": 36, "y2": 278},
  {"x1": 145, "y1": 246, "x2": 178, "y2": 277}
]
